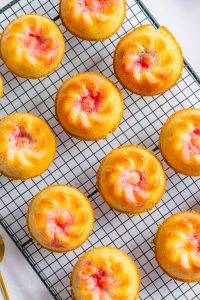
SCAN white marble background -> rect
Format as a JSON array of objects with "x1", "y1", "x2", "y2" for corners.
[{"x1": 0, "y1": 0, "x2": 200, "y2": 299}]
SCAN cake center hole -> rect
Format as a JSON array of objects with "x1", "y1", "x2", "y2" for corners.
[
  {"x1": 80, "y1": 90, "x2": 102, "y2": 113},
  {"x1": 54, "y1": 208, "x2": 75, "y2": 230},
  {"x1": 90, "y1": 267, "x2": 114, "y2": 291},
  {"x1": 49, "y1": 214, "x2": 75, "y2": 244},
  {"x1": 126, "y1": 170, "x2": 142, "y2": 186},
  {"x1": 134, "y1": 49, "x2": 156, "y2": 70},
  {"x1": 55, "y1": 215, "x2": 74, "y2": 230},
  {"x1": 11, "y1": 126, "x2": 32, "y2": 148},
  {"x1": 22, "y1": 31, "x2": 51, "y2": 55}
]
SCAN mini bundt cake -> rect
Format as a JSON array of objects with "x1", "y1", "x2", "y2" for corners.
[
  {"x1": 55, "y1": 72, "x2": 124, "y2": 140},
  {"x1": 71, "y1": 247, "x2": 140, "y2": 299},
  {"x1": 0, "y1": 112, "x2": 56, "y2": 179},
  {"x1": 0, "y1": 14, "x2": 65, "y2": 79},
  {"x1": 160, "y1": 108, "x2": 200, "y2": 176},
  {"x1": 114, "y1": 24, "x2": 183, "y2": 95},
  {"x1": 97, "y1": 145, "x2": 166, "y2": 214},
  {"x1": 27, "y1": 185, "x2": 94, "y2": 253},
  {"x1": 60, "y1": 0, "x2": 126, "y2": 41},
  {"x1": 155, "y1": 211, "x2": 200, "y2": 282}
]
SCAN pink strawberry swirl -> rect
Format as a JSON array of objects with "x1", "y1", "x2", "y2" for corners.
[
  {"x1": 75, "y1": 0, "x2": 117, "y2": 14},
  {"x1": 106, "y1": 153, "x2": 159, "y2": 208},
  {"x1": 78, "y1": 259, "x2": 131, "y2": 298}
]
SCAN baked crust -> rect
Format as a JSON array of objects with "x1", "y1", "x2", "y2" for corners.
[{"x1": 0, "y1": 14, "x2": 65, "y2": 79}]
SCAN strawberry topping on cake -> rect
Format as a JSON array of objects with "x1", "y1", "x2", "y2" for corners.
[
  {"x1": 76, "y1": 0, "x2": 113, "y2": 13},
  {"x1": 81, "y1": 263, "x2": 115, "y2": 296},
  {"x1": 189, "y1": 128, "x2": 200, "y2": 155},
  {"x1": 183, "y1": 128, "x2": 200, "y2": 160},
  {"x1": 122, "y1": 48, "x2": 157, "y2": 76},
  {"x1": 21, "y1": 29, "x2": 56, "y2": 57},
  {"x1": 43, "y1": 213, "x2": 75, "y2": 246},
  {"x1": 118, "y1": 170, "x2": 151, "y2": 203},
  {"x1": 76, "y1": 89, "x2": 102, "y2": 113},
  {"x1": 11, "y1": 126, "x2": 32, "y2": 148}
]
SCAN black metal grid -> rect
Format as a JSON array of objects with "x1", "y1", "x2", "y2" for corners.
[{"x1": 0, "y1": 0, "x2": 200, "y2": 299}]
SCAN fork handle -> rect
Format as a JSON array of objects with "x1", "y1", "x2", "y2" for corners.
[{"x1": 0, "y1": 272, "x2": 10, "y2": 300}]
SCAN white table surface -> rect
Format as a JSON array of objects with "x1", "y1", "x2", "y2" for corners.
[
  {"x1": 143, "y1": 0, "x2": 200, "y2": 77},
  {"x1": 0, "y1": 1, "x2": 200, "y2": 300}
]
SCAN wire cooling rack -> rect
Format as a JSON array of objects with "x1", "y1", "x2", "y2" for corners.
[{"x1": 0, "y1": 0, "x2": 200, "y2": 299}]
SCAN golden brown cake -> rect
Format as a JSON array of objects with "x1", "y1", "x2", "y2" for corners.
[
  {"x1": 0, "y1": 112, "x2": 56, "y2": 179},
  {"x1": 97, "y1": 145, "x2": 166, "y2": 214},
  {"x1": 60, "y1": 0, "x2": 126, "y2": 41},
  {"x1": 71, "y1": 247, "x2": 140, "y2": 300},
  {"x1": 27, "y1": 185, "x2": 94, "y2": 253},
  {"x1": 155, "y1": 211, "x2": 200, "y2": 282},
  {"x1": 114, "y1": 24, "x2": 183, "y2": 96},
  {"x1": 0, "y1": 14, "x2": 65, "y2": 79},
  {"x1": 0, "y1": 75, "x2": 3, "y2": 98},
  {"x1": 159, "y1": 108, "x2": 200, "y2": 176},
  {"x1": 55, "y1": 72, "x2": 124, "y2": 140}
]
